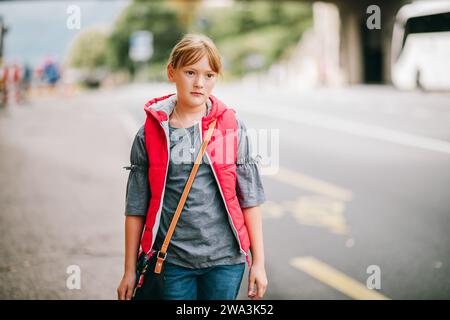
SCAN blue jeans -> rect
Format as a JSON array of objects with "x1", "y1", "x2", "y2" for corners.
[{"x1": 162, "y1": 262, "x2": 246, "y2": 300}]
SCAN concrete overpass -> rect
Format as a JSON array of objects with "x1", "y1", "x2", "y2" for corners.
[{"x1": 293, "y1": 0, "x2": 410, "y2": 85}]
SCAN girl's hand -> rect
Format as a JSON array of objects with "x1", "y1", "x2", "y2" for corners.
[
  {"x1": 247, "y1": 263, "x2": 268, "y2": 300},
  {"x1": 117, "y1": 272, "x2": 136, "y2": 300}
]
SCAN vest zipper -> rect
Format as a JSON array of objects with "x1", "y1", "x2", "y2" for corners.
[{"x1": 197, "y1": 121, "x2": 247, "y2": 256}]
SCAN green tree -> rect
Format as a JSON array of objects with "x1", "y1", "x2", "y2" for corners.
[
  {"x1": 67, "y1": 28, "x2": 108, "y2": 70},
  {"x1": 106, "y1": 0, "x2": 186, "y2": 78},
  {"x1": 193, "y1": 1, "x2": 313, "y2": 79},
  {"x1": 105, "y1": 0, "x2": 313, "y2": 81}
]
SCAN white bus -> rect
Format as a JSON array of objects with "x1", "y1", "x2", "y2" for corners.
[{"x1": 391, "y1": 1, "x2": 450, "y2": 91}]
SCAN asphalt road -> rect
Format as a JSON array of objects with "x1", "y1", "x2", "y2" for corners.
[
  {"x1": 119, "y1": 82, "x2": 450, "y2": 299},
  {"x1": 1, "y1": 82, "x2": 449, "y2": 299}
]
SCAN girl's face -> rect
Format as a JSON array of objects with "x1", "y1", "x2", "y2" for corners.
[{"x1": 168, "y1": 54, "x2": 217, "y2": 110}]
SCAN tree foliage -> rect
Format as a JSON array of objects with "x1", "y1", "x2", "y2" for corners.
[
  {"x1": 67, "y1": 28, "x2": 108, "y2": 70},
  {"x1": 106, "y1": 0, "x2": 185, "y2": 76},
  {"x1": 67, "y1": 0, "x2": 313, "y2": 81}
]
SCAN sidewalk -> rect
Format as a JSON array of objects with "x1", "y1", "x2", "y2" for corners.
[{"x1": 0, "y1": 89, "x2": 132, "y2": 299}]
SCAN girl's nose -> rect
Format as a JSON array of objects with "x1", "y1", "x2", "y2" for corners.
[{"x1": 194, "y1": 76, "x2": 204, "y2": 88}]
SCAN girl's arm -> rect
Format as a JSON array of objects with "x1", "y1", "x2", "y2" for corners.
[
  {"x1": 117, "y1": 215, "x2": 145, "y2": 300},
  {"x1": 124, "y1": 215, "x2": 145, "y2": 273},
  {"x1": 243, "y1": 205, "x2": 268, "y2": 300}
]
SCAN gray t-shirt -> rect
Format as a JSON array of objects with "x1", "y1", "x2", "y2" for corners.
[{"x1": 124, "y1": 116, "x2": 266, "y2": 269}]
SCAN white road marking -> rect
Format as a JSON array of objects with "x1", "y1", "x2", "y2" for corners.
[{"x1": 244, "y1": 106, "x2": 450, "y2": 155}]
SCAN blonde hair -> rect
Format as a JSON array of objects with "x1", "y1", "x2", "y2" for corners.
[{"x1": 167, "y1": 34, "x2": 222, "y2": 75}]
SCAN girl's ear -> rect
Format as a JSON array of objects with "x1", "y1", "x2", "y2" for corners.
[{"x1": 167, "y1": 65, "x2": 175, "y2": 83}]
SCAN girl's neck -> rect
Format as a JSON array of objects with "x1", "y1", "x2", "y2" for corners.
[
  {"x1": 174, "y1": 102, "x2": 207, "y2": 121},
  {"x1": 175, "y1": 99, "x2": 206, "y2": 114},
  {"x1": 170, "y1": 101, "x2": 207, "y2": 128}
]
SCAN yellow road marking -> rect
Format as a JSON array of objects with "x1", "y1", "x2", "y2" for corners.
[
  {"x1": 290, "y1": 256, "x2": 390, "y2": 300},
  {"x1": 262, "y1": 196, "x2": 350, "y2": 235},
  {"x1": 270, "y1": 167, "x2": 353, "y2": 202},
  {"x1": 288, "y1": 195, "x2": 349, "y2": 235}
]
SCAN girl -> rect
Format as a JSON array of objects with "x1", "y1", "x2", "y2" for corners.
[{"x1": 117, "y1": 34, "x2": 267, "y2": 300}]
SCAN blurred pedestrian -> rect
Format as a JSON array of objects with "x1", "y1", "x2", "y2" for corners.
[
  {"x1": 42, "y1": 58, "x2": 60, "y2": 89},
  {"x1": 11, "y1": 62, "x2": 21, "y2": 104},
  {"x1": 0, "y1": 62, "x2": 8, "y2": 108},
  {"x1": 20, "y1": 63, "x2": 32, "y2": 103},
  {"x1": 117, "y1": 34, "x2": 268, "y2": 301}
]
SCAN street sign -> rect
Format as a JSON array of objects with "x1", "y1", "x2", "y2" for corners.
[{"x1": 129, "y1": 31, "x2": 153, "y2": 62}]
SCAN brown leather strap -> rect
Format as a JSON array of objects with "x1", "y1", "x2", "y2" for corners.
[{"x1": 154, "y1": 118, "x2": 217, "y2": 274}]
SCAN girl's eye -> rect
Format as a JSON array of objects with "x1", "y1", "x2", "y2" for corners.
[{"x1": 184, "y1": 70, "x2": 215, "y2": 79}]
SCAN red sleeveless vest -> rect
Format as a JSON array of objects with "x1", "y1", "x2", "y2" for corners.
[{"x1": 139, "y1": 94, "x2": 251, "y2": 266}]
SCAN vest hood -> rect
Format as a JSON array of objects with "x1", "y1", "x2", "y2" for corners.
[{"x1": 143, "y1": 93, "x2": 230, "y2": 124}]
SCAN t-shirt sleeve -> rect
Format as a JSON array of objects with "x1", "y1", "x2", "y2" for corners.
[
  {"x1": 124, "y1": 125, "x2": 150, "y2": 216},
  {"x1": 235, "y1": 115, "x2": 266, "y2": 209}
]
